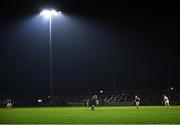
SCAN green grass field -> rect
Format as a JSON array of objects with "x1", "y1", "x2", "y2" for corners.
[{"x1": 0, "y1": 106, "x2": 180, "y2": 124}]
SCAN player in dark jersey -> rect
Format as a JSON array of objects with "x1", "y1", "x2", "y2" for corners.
[
  {"x1": 134, "y1": 96, "x2": 140, "y2": 109},
  {"x1": 90, "y1": 95, "x2": 98, "y2": 111}
]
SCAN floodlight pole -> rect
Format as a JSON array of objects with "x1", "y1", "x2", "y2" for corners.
[
  {"x1": 40, "y1": 9, "x2": 61, "y2": 104},
  {"x1": 49, "y1": 16, "x2": 53, "y2": 102}
]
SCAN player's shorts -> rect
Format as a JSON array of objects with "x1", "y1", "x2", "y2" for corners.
[
  {"x1": 7, "y1": 103, "x2": 12, "y2": 107},
  {"x1": 135, "y1": 101, "x2": 140, "y2": 106},
  {"x1": 165, "y1": 101, "x2": 169, "y2": 105}
]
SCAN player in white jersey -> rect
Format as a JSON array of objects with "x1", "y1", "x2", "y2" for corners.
[
  {"x1": 134, "y1": 96, "x2": 140, "y2": 109},
  {"x1": 5, "y1": 98, "x2": 12, "y2": 109},
  {"x1": 163, "y1": 95, "x2": 170, "y2": 108}
]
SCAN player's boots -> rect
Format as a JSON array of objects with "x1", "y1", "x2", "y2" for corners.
[{"x1": 91, "y1": 105, "x2": 95, "y2": 111}]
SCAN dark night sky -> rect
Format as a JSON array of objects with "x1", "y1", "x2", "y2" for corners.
[{"x1": 0, "y1": 0, "x2": 180, "y2": 96}]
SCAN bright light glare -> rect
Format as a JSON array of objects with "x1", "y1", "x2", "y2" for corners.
[
  {"x1": 37, "y1": 99, "x2": 42, "y2": 103},
  {"x1": 40, "y1": 9, "x2": 62, "y2": 18}
]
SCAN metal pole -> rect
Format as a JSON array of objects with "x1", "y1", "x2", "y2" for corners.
[{"x1": 49, "y1": 16, "x2": 53, "y2": 102}]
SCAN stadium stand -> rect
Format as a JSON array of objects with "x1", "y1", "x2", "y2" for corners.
[{"x1": 0, "y1": 89, "x2": 180, "y2": 107}]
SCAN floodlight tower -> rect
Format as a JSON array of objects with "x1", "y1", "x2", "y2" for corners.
[{"x1": 40, "y1": 9, "x2": 62, "y2": 103}]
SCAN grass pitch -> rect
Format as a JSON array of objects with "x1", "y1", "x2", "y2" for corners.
[{"x1": 0, "y1": 106, "x2": 180, "y2": 124}]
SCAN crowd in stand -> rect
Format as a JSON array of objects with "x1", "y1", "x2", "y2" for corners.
[
  {"x1": 0, "y1": 89, "x2": 180, "y2": 107},
  {"x1": 69, "y1": 89, "x2": 180, "y2": 106}
]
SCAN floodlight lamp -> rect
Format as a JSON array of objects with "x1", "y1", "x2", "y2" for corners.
[{"x1": 40, "y1": 9, "x2": 62, "y2": 18}]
